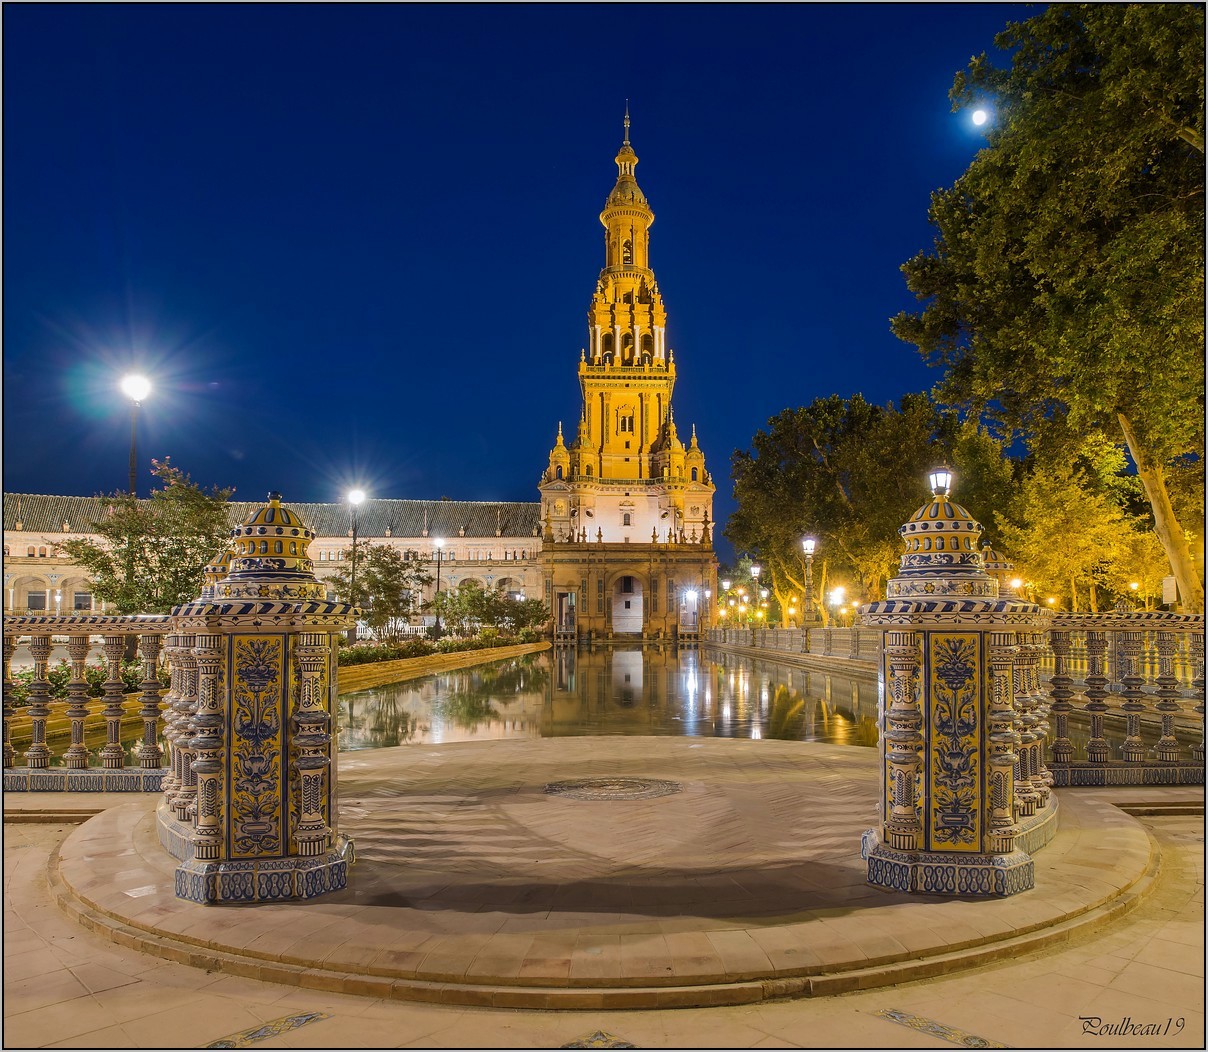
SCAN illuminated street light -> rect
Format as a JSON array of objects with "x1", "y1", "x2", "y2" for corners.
[
  {"x1": 120, "y1": 374, "x2": 151, "y2": 496},
  {"x1": 928, "y1": 466, "x2": 953, "y2": 497},
  {"x1": 346, "y1": 488, "x2": 366, "y2": 643},
  {"x1": 801, "y1": 536, "x2": 820, "y2": 625},
  {"x1": 433, "y1": 537, "x2": 445, "y2": 639}
]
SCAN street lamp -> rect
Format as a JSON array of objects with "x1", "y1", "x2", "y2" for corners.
[
  {"x1": 432, "y1": 537, "x2": 445, "y2": 639},
  {"x1": 120, "y1": 374, "x2": 151, "y2": 496},
  {"x1": 347, "y1": 488, "x2": 366, "y2": 643},
  {"x1": 802, "y1": 536, "x2": 819, "y2": 624},
  {"x1": 54, "y1": 589, "x2": 62, "y2": 615},
  {"x1": 928, "y1": 465, "x2": 954, "y2": 497}
]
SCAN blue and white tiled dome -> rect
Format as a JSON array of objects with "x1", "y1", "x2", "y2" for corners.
[
  {"x1": 214, "y1": 492, "x2": 326, "y2": 600},
  {"x1": 885, "y1": 472, "x2": 999, "y2": 599}
]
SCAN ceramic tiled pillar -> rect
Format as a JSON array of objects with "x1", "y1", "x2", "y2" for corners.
[
  {"x1": 165, "y1": 493, "x2": 354, "y2": 904},
  {"x1": 861, "y1": 470, "x2": 1043, "y2": 897}
]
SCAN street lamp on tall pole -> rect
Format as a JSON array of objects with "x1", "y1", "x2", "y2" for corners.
[
  {"x1": 347, "y1": 489, "x2": 366, "y2": 643},
  {"x1": 802, "y1": 536, "x2": 818, "y2": 624},
  {"x1": 432, "y1": 537, "x2": 445, "y2": 639},
  {"x1": 120, "y1": 374, "x2": 151, "y2": 496}
]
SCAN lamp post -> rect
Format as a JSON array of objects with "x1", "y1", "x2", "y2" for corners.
[
  {"x1": 802, "y1": 536, "x2": 818, "y2": 624},
  {"x1": 432, "y1": 537, "x2": 445, "y2": 639},
  {"x1": 347, "y1": 489, "x2": 366, "y2": 643},
  {"x1": 120, "y1": 374, "x2": 151, "y2": 496}
]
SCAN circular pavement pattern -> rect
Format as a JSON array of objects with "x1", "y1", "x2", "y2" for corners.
[{"x1": 52, "y1": 736, "x2": 1157, "y2": 1010}]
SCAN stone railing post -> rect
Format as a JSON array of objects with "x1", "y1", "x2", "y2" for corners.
[
  {"x1": 1153, "y1": 630, "x2": 1182, "y2": 762},
  {"x1": 135, "y1": 631, "x2": 164, "y2": 768},
  {"x1": 2, "y1": 635, "x2": 15, "y2": 768},
  {"x1": 1083, "y1": 630, "x2": 1110, "y2": 763},
  {"x1": 99, "y1": 634, "x2": 129, "y2": 768},
  {"x1": 62, "y1": 633, "x2": 93, "y2": 769},
  {"x1": 1192, "y1": 629, "x2": 1205, "y2": 764},
  {"x1": 23, "y1": 634, "x2": 53, "y2": 769},
  {"x1": 1048, "y1": 630, "x2": 1075, "y2": 763},
  {"x1": 1118, "y1": 625, "x2": 1146, "y2": 762}
]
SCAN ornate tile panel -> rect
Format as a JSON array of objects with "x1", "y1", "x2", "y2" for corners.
[
  {"x1": 229, "y1": 634, "x2": 286, "y2": 859},
  {"x1": 925, "y1": 632, "x2": 982, "y2": 853}
]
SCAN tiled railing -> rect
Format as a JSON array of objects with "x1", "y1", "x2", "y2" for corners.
[
  {"x1": 1043, "y1": 609, "x2": 1204, "y2": 784},
  {"x1": 3, "y1": 613, "x2": 171, "y2": 790},
  {"x1": 705, "y1": 608, "x2": 1206, "y2": 786}
]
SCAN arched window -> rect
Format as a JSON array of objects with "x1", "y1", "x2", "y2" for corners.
[
  {"x1": 260, "y1": 541, "x2": 269, "y2": 554},
  {"x1": 622, "y1": 512, "x2": 632, "y2": 526},
  {"x1": 274, "y1": 541, "x2": 283, "y2": 554},
  {"x1": 586, "y1": 464, "x2": 593, "y2": 477},
  {"x1": 691, "y1": 467, "x2": 698, "y2": 481},
  {"x1": 555, "y1": 465, "x2": 563, "y2": 480},
  {"x1": 623, "y1": 238, "x2": 633, "y2": 264}
]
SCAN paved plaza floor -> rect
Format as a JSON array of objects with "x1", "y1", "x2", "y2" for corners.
[{"x1": 3, "y1": 736, "x2": 1204, "y2": 1049}]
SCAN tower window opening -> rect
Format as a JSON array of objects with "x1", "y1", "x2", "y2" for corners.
[
  {"x1": 691, "y1": 467, "x2": 699, "y2": 481},
  {"x1": 555, "y1": 465, "x2": 563, "y2": 480},
  {"x1": 623, "y1": 513, "x2": 632, "y2": 526},
  {"x1": 623, "y1": 238, "x2": 633, "y2": 264},
  {"x1": 618, "y1": 412, "x2": 635, "y2": 434}
]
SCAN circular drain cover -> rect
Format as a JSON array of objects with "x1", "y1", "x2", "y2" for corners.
[{"x1": 543, "y1": 777, "x2": 683, "y2": 801}]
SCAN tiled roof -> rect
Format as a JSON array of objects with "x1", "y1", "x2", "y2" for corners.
[{"x1": 3, "y1": 493, "x2": 542, "y2": 540}]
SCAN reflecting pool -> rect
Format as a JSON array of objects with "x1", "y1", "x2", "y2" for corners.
[{"x1": 337, "y1": 645, "x2": 880, "y2": 752}]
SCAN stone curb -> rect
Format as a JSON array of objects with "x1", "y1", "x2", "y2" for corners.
[
  {"x1": 337, "y1": 641, "x2": 550, "y2": 694},
  {"x1": 46, "y1": 800, "x2": 1164, "y2": 1010}
]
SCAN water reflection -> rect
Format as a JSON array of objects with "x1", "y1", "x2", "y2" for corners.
[{"x1": 337, "y1": 645, "x2": 879, "y2": 751}]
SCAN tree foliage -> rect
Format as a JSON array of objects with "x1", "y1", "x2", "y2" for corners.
[
  {"x1": 60, "y1": 459, "x2": 234, "y2": 614},
  {"x1": 892, "y1": 3, "x2": 1205, "y2": 609},
  {"x1": 431, "y1": 581, "x2": 549, "y2": 638},
  {"x1": 726, "y1": 393, "x2": 1018, "y2": 605},
  {"x1": 327, "y1": 543, "x2": 431, "y2": 645}
]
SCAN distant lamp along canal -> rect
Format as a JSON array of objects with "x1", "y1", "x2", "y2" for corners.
[{"x1": 860, "y1": 467, "x2": 1051, "y2": 897}]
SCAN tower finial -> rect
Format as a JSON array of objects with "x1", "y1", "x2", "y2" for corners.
[{"x1": 623, "y1": 101, "x2": 630, "y2": 145}]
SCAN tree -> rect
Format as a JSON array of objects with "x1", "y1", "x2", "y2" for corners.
[
  {"x1": 892, "y1": 3, "x2": 1205, "y2": 610},
  {"x1": 60, "y1": 459, "x2": 234, "y2": 614},
  {"x1": 727, "y1": 393, "x2": 1019, "y2": 606},
  {"x1": 995, "y1": 460, "x2": 1132, "y2": 611},
  {"x1": 328, "y1": 543, "x2": 431, "y2": 645}
]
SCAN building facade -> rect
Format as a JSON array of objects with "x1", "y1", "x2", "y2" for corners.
[
  {"x1": 2, "y1": 494, "x2": 544, "y2": 620},
  {"x1": 538, "y1": 115, "x2": 717, "y2": 640}
]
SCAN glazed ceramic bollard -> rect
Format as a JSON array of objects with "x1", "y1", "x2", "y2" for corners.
[
  {"x1": 860, "y1": 470, "x2": 1044, "y2": 897},
  {"x1": 161, "y1": 493, "x2": 355, "y2": 904}
]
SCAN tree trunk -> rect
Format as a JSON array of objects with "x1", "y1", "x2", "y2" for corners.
[
  {"x1": 1089, "y1": 579, "x2": 1099, "y2": 613},
  {"x1": 1117, "y1": 412, "x2": 1205, "y2": 613},
  {"x1": 1070, "y1": 578, "x2": 1078, "y2": 612}
]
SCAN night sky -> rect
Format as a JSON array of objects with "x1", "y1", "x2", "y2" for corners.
[{"x1": 3, "y1": 3, "x2": 1029, "y2": 563}]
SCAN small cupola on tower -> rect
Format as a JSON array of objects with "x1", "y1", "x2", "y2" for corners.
[{"x1": 546, "y1": 422, "x2": 571, "y2": 482}]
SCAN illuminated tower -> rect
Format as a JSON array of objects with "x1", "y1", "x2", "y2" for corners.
[{"x1": 539, "y1": 112, "x2": 716, "y2": 640}]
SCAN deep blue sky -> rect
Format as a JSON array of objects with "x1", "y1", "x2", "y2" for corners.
[{"x1": 3, "y1": 3, "x2": 1029, "y2": 563}]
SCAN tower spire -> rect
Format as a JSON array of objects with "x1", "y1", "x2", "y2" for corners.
[{"x1": 623, "y1": 101, "x2": 630, "y2": 145}]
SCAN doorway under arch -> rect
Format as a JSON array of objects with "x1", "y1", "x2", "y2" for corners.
[{"x1": 611, "y1": 574, "x2": 643, "y2": 634}]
